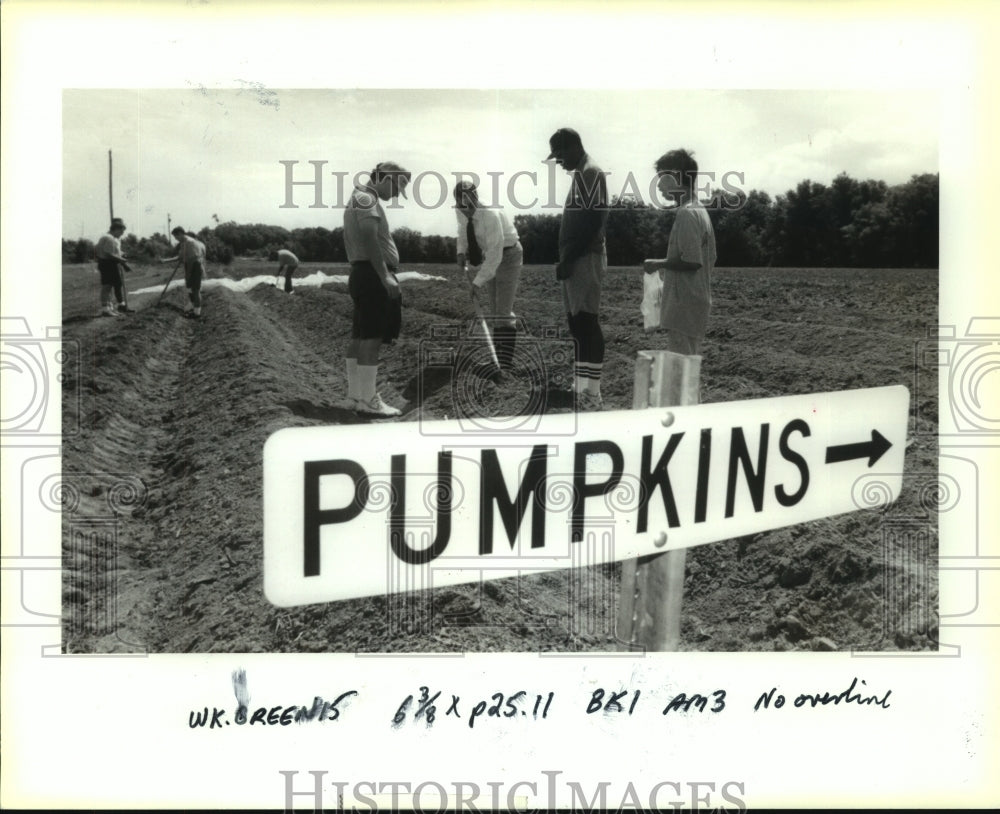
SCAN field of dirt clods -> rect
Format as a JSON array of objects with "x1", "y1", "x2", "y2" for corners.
[{"x1": 60, "y1": 259, "x2": 938, "y2": 653}]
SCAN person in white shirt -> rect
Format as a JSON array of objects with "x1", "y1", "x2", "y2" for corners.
[
  {"x1": 160, "y1": 226, "x2": 208, "y2": 319},
  {"x1": 643, "y1": 148, "x2": 717, "y2": 356},
  {"x1": 275, "y1": 248, "x2": 300, "y2": 293},
  {"x1": 454, "y1": 180, "x2": 523, "y2": 372}
]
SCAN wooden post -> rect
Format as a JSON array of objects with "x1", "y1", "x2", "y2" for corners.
[
  {"x1": 617, "y1": 350, "x2": 701, "y2": 651},
  {"x1": 108, "y1": 149, "x2": 114, "y2": 221}
]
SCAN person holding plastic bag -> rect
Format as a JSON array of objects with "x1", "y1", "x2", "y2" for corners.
[{"x1": 643, "y1": 148, "x2": 717, "y2": 355}]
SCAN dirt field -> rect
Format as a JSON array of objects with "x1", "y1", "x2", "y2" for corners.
[{"x1": 60, "y1": 259, "x2": 938, "y2": 653}]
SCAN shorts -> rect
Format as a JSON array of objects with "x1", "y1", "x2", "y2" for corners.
[
  {"x1": 97, "y1": 258, "x2": 120, "y2": 286},
  {"x1": 185, "y1": 261, "x2": 204, "y2": 292},
  {"x1": 560, "y1": 250, "x2": 605, "y2": 316},
  {"x1": 349, "y1": 261, "x2": 402, "y2": 342}
]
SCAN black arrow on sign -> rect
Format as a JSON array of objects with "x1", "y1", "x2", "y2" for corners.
[{"x1": 825, "y1": 430, "x2": 892, "y2": 467}]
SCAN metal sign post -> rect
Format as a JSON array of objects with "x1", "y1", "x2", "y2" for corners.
[{"x1": 617, "y1": 350, "x2": 701, "y2": 651}]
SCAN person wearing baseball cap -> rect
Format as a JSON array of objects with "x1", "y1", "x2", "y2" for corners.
[
  {"x1": 341, "y1": 160, "x2": 411, "y2": 416},
  {"x1": 547, "y1": 127, "x2": 610, "y2": 410},
  {"x1": 95, "y1": 218, "x2": 133, "y2": 317},
  {"x1": 454, "y1": 179, "x2": 523, "y2": 373}
]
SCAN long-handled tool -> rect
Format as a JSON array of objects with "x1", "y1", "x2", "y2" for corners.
[
  {"x1": 463, "y1": 264, "x2": 501, "y2": 373},
  {"x1": 107, "y1": 148, "x2": 130, "y2": 312},
  {"x1": 118, "y1": 263, "x2": 131, "y2": 311},
  {"x1": 156, "y1": 258, "x2": 183, "y2": 307}
]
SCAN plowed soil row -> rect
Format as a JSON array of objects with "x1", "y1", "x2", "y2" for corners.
[{"x1": 61, "y1": 261, "x2": 938, "y2": 652}]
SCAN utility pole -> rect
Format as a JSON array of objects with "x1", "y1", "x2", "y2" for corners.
[{"x1": 108, "y1": 150, "x2": 114, "y2": 221}]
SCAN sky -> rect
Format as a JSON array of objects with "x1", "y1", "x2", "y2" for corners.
[{"x1": 63, "y1": 88, "x2": 938, "y2": 242}]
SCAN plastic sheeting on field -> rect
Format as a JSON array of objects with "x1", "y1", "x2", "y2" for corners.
[{"x1": 132, "y1": 269, "x2": 446, "y2": 296}]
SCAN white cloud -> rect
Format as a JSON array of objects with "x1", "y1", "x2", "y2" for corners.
[{"x1": 63, "y1": 89, "x2": 939, "y2": 240}]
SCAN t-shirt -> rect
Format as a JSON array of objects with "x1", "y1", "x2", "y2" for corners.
[
  {"x1": 276, "y1": 249, "x2": 299, "y2": 266},
  {"x1": 179, "y1": 237, "x2": 207, "y2": 272},
  {"x1": 95, "y1": 233, "x2": 121, "y2": 260},
  {"x1": 343, "y1": 186, "x2": 399, "y2": 267},
  {"x1": 660, "y1": 202, "x2": 717, "y2": 339}
]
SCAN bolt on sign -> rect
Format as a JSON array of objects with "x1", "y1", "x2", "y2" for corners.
[{"x1": 263, "y1": 386, "x2": 909, "y2": 607}]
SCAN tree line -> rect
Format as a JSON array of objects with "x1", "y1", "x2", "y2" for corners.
[{"x1": 62, "y1": 172, "x2": 937, "y2": 269}]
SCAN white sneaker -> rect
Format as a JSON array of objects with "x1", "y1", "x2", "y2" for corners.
[
  {"x1": 100, "y1": 306, "x2": 120, "y2": 318},
  {"x1": 355, "y1": 393, "x2": 401, "y2": 417}
]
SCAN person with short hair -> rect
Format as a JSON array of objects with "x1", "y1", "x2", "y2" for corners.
[
  {"x1": 275, "y1": 248, "x2": 300, "y2": 293},
  {"x1": 96, "y1": 218, "x2": 132, "y2": 317},
  {"x1": 454, "y1": 180, "x2": 523, "y2": 372},
  {"x1": 547, "y1": 127, "x2": 610, "y2": 410},
  {"x1": 342, "y1": 161, "x2": 411, "y2": 417},
  {"x1": 160, "y1": 226, "x2": 208, "y2": 319},
  {"x1": 643, "y1": 148, "x2": 717, "y2": 356}
]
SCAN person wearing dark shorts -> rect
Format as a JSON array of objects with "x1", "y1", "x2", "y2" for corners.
[
  {"x1": 160, "y1": 226, "x2": 207, "y2": 319},
  {"x1": 349, "y1": 260, "x2": 402, "y2": 343},
  {"x1": 548, "y1": 128, "x2": 610, "y2": 411},
  {"x1": 342, "y1": 161, "x2": 411, "y2": 417},
  {"x1": 95, "y1": 218, "x2": 132, "y2": 317}
]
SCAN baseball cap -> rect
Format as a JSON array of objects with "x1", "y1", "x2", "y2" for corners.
[
  {"x1": 373, "y1": 161, "x2": 411, "y2": 199},
  {"x1": 547, "y1": 127, "x2": 582, "y2": 159}
]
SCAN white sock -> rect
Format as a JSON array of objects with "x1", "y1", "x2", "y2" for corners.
[
  {"x1": 193, "y1": 306, "x2": 201, "y2": 316},
  {"x1": 586, "y1": 365, "x2": 603, "y2": 396},
  {"x1": 346, "y1": 359, "x2": 359, "y2": 399},
  {"x1": 357, "y1": 365, "x2": 378, "y2": 401}
]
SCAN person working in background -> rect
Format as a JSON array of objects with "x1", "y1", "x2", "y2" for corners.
[
  {"x1": 275, "y1": 248, "x2": 300, "y2": 294},
  {"x1": 160, "y1": 226, "x2": 208, "y2": 320},
  {"x1": 96, "y1": 217, "x2": 132, "y2": 317}
]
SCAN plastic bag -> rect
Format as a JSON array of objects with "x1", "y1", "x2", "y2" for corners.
[{"x1": 641, "y1": 270, "x2": 664, "y2": 331}]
